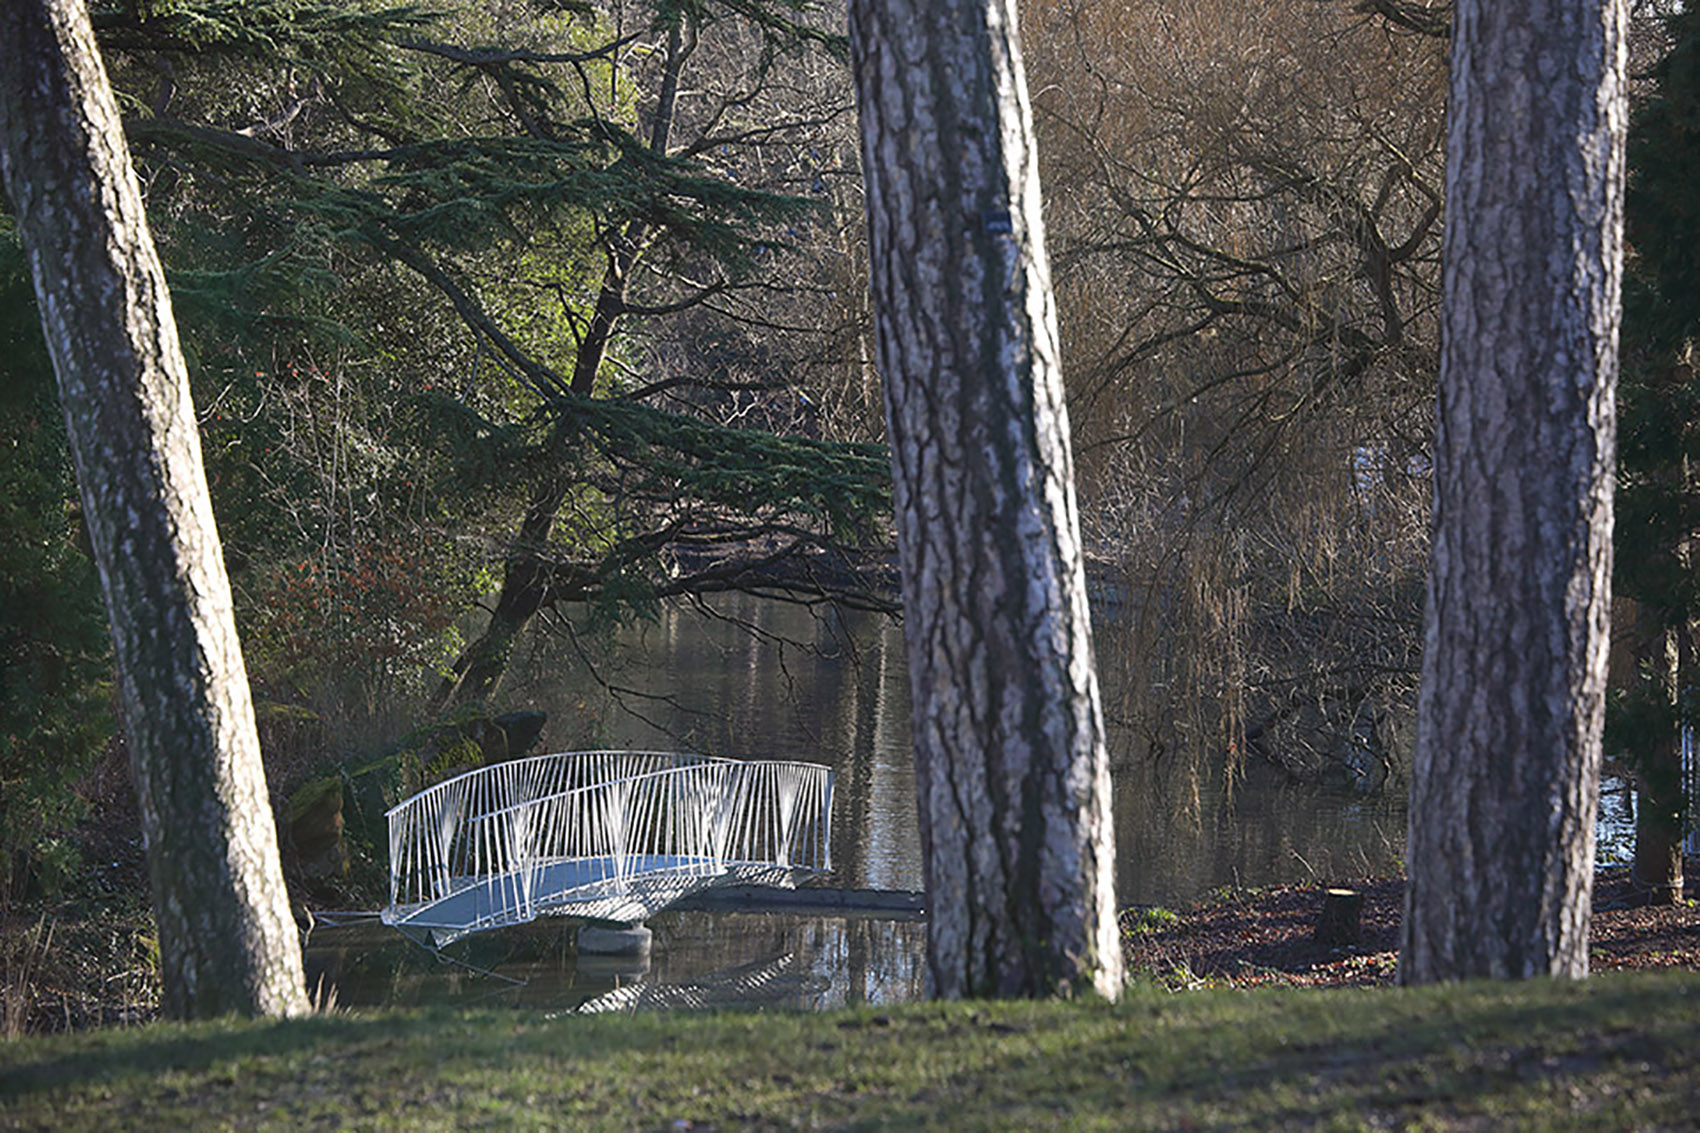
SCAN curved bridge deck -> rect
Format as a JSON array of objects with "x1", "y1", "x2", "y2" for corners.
[{"x1": 381, "y1": 752, "x2": 833, "y2": 946}]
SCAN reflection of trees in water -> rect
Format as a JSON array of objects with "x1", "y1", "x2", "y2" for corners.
[
  {"x1": 505, "y1": 597, "x2": 922, "y2": 893},
  {"x1": 306, "y1": 913, "x2": 929, "y2": 1014},
  {"x1": 1114, "y1": 754, "x2": 1406, "y2": 906},
  {"x1": 580, "y1": 916, "x2": 930, "y2": 1013},
  {"x1": 504, "y1": 595, "x2": 1417, "y2": 904}
]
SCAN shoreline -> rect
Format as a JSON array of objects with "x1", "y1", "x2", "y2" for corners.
[{"x1": 1124, "y1": 863, "x2": 1700, "y2": 990}]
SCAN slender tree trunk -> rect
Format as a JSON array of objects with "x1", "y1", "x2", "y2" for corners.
[
  {"x1": 1400, "y1": 0, "x2": 1626, "y2": 983},
  {"x1": 850, "y1": 0, "x2": 1122, "y2": 999},
  {"x1": 434, "y1": 26, "x2": 691, "y2": 710},
  {"x1": 1632, "y1": 616, "x2": 1687, "y2": 904},
  {"x1": 431, "y1": 481, "x2": 567, "y2": 709},
  {"x1": 0, "y1": 0, "x2": 307, "y2": 1018}
]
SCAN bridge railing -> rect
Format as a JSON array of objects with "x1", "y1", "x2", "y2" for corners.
[{"x1": 384, "y1": 751, "x2": 833, "y2": 934}]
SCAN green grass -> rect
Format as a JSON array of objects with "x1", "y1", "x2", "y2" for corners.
[{"x1": 5, "y1": 972, "x2": 1700, "y2": 1130}]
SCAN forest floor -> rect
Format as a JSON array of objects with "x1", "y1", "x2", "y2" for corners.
[{"x1": 1122, "y1": 864, "x2": 1700, "y2": 990}]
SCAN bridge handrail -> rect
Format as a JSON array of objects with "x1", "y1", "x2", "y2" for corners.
[
  {"x1": 383, "y1": 750, "x2": 729, "y2": 819},
  {"x1": 436, "y1": 758, "x2": 826, "y2": 828},
  {"x1": 383, "y1": 751, "x2": 834, "y2": 927}
]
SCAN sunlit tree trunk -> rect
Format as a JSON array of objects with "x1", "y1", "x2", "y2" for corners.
[
  {"x1": 1400, "y1": 0, "x2": 1626, "y2": 983},
  {"x1": 849, "y1": 0, "x2": 1122, "y2": 999},
  {"x1": 430, "y1": 480, "x2": 567, "y2": 709},
  {"x1": 0, "y1": 0, "x2": 307, "y2": 1018}
]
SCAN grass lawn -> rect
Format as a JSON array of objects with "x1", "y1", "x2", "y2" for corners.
[{"x1": 4, "y1": 971, "x2": 1700, "y2": 1130}]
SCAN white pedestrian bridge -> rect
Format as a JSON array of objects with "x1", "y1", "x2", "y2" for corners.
[{"x1": 381, "y1": 751, "x2": 834, "y2": 946}]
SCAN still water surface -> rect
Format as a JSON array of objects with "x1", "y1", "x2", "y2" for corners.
[
  {"x1": 501, "y1": 595, "x2": 1412, "y2": 905},
  {"x1": 310, "y1": 594, "x2": 1634, "y2": 1011},
  {"x1": 307, "y1": 913, "x2": 930, "y2": 1014}
]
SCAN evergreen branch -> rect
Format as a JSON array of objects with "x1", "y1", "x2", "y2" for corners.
[
  {"x1": 526, "y1": 528, "x2": 899, "y2": 617},
  {"x1": 368, "y1": 228, "x2": 572, "y2": 399},
  {"x1": 92, "y1": 0, "x2": 438, "y2": 55},
  {"x1": 550, "y1": 392, "x2": 891, "y2": 540},
  {"x1": 654, "y1": 0, "x2": 846, "y2": 60},
  {"x1": 124, "y1": 116, "x2": 307, "y2": 172},
  {"x1": 129, "y1": 113, "x2": 817, "y2": 279},
  {"x1": 619, "y1": 374, "x2": 792, "y2": 402},
  {"x1": 395, "y1": 34, "x2": 644, "y2": 68}
]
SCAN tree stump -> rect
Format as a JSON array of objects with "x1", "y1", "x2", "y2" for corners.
[{"x1": 1313, "y1": 888, "x2": 1364, "y2": 947}]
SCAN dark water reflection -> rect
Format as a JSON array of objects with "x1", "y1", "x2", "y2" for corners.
[
  {"x1": 503, "y1": 595, "x2": 1410, "y2": 907},
  {"x1": 304, "y1": 913, "x2": 928, "y2": 1013},
  {"x1": 329, "y1": 594, "x2": 1639, "y2": 1013}
]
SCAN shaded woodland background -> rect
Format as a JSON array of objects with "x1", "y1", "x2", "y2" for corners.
[{"x1": 1, "y1": 0, "x2": 1695, "y2": 1016}]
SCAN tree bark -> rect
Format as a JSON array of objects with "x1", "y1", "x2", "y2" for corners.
[
  {"x1": 849, "y1": 0, "x2": 1122, "y2": 999},
  {"x1": 0, "y1": 0, "x2": 308, "y2": 1018},
  {"x1": 1400, "y1": 0, "x2": 1626, "y2": 983},
  {"x1": 430, "y1": 481, "x2": 566, "y2": 710}
]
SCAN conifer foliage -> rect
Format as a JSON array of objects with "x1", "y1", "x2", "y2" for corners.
[
  {"x1": 79, "y1": 0, "x2": 885, "y2": 707},
  {"x1": 1612, "y1": 3, "x2": 1700, "y2": 905}
]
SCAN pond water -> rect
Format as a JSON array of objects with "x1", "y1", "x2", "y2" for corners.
[
  {"x1": 306, "y1": 912, "x2": 929, "y2": 1014},
  {"x1": 500, "y1": 594, "x2": 1411, "y2": 907},
  {"x1": 309, "y1": 593, "x2": 1640, "y2": 1013}
]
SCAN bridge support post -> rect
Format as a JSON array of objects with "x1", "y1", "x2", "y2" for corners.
[{"x1": 578, "y1": 922, "x2": 652, "y2": 957}]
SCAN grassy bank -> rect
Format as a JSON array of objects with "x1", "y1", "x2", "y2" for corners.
[{"x1": 5, "y1": 972, "x2": 1700, "y2": 1130}]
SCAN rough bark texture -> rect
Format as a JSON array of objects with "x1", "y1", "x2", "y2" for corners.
[
  {"x1": 430, "y1": 481, "x2": 566, "y2": 710},
  {"x1": 0, "y1": 0, "x2": 308, "y2": 1018},
  {"x1": 1634, "y1": 761, "x2": 1685, "y2": 905},
  {"x1": 1400, "y1": 0, "x2": 1626, "y2": 983},
  {"x1": 849, "y1": 0, "x2": 1122, "y2": 999}
]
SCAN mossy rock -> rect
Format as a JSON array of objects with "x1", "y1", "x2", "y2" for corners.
[
  {"x1": 340, "y1": 753, "x2": 404, "y2": 861},
  {"x1": 253, "y1": 699, "x2": 330, "y2": 789},
  {"x1": 494, "y1": 710, "x2": 547, "y2": 759}
]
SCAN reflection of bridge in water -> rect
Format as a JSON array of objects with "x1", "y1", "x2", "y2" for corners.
[{"x1": 382, "y1": 752, "x2": 834, "y2": 947}]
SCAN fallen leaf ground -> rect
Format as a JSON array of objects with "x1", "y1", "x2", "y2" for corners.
[{"x1": 1124, "y1": 864, "x2": 1700, "y2": 989}]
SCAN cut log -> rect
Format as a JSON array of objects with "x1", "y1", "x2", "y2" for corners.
[{"x1": 1314, "y1": 888, "x2": 1364, "y2": 947}]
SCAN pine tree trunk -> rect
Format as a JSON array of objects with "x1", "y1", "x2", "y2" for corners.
[
  {"x1": 1400, "y1": 0, "x2": 1626, "y2": 983},
  {"x1": 849, "y1": 0, "x2": 1122, "y2": 999},
  {"x1": 0, "y1": 0, "x2": 307, "y2": 1017},
  {"x1": 1634, "y1": 765, "x2": 1684, "y2": 904}
]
